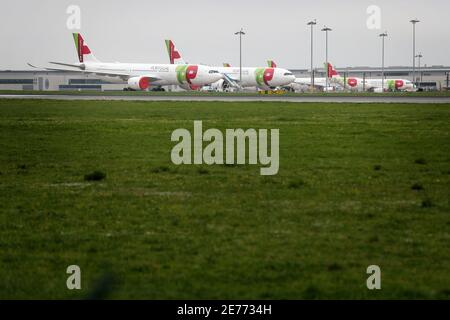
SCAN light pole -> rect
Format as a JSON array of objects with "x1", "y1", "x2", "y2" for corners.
[
  {"x1": 234, "y1": 28, "x2": 245, "y2": 90},
  {"x1": 321, "y1": 26, "x2": 332, "y2": 92},
  {"x1": 379, "y1": 32, "x2": 388, "y2": 92},
  {"x1": 410, "y1": 19, "x2": 420, "y2": 85},
  {"x1": 307, "y1": 20, "x2": 317, "y2": 91},
  {"x1": 415, "y1": 53, "x2": 423, "y2": 84}
]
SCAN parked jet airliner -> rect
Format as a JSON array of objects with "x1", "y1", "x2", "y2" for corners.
[
  {"x1": 292, "y1": 62, "x2": 338, "y2": 91},
  {"x1": 327, "y1": 64, "x2": 416, "y2": 92},
  {"x1": 293, "y1": 63, "x2": 416, "y2": 92},
  {"x1": 165, "y1": 40, "x2": 295, "y2": 90},
  {"x1": 29, "y1": 34, "x2": 223, "y2": 91}
]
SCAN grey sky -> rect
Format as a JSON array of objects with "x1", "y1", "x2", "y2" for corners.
[{"x1": 1, "y1": 0, "x2": 449, "y2": 70}]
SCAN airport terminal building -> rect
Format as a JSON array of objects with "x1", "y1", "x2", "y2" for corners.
[
  {"x1": 0, "y1": 70, "x2": 179, "y2": 92},
  {"x1": 1, "y1": 66, "x2": 449, "y2": 91}
]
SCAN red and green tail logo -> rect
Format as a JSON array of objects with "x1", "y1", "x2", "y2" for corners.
[
  {"x1": 165, "y1": 40, "x2": 181, "y2": 64},
  {"x1": 176, "y1": 65, "x2": 200, "y2": 90},
  {"x1": 267, "y1": 60, "x2": 277, "y2": 68},
  {"x1": 325, "y1": 63, "x2": 338, "y2": 78},
  {"x1": 72, "y1": 33, "x2": 91, "y2": 63},
  {"x1": 347, "y1": 78, "x2": 358, "y2": 87},
  {"x1": 387, "y1": 79, "x2": 404, "y2": 90},
  {"x1": 255, "y1": 68, "x2": 275, "y2": 87}
]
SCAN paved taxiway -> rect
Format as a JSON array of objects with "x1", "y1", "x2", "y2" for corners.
[{"x1": 1, "y1": 94, "x2": 450, "y2": 104}]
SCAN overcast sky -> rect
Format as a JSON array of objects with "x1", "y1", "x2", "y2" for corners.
[{"x1": 1, "y1": 0, "x2": 449, "y2": 70}]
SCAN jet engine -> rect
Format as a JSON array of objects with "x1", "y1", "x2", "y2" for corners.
[{"x1": 127, "y1": 77, "x2": 150, "y2": 90}]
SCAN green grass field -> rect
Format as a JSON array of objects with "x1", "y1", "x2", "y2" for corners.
[{"x1": 0, "y1": 99, "x2": 449, "y2": 299}]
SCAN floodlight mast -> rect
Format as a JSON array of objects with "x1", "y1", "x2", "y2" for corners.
[
  {"x1": 234, "y1": 28, "x2": 246, "y2": 90},
  {"x1": 321, "y1": 26, "x2": 332, "y2": 92},
  {"x1": 307, "y1": 20, "x2": 317, "y2": 91}
]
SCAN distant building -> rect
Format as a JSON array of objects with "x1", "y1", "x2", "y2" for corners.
[{"x1": 0, "y1": 70, "x2": 179, "y2": 91}]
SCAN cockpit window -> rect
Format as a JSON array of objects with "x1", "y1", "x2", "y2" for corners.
[
  {"x1": 209, "y1": 70, "x2": 219, "y2": 74},
  {"x1": 284, "y1": 72, "x2": 293, "y2": 76}
]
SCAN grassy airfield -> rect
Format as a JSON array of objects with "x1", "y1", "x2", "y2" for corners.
[{"x1": 0, "y1": 99, "x2": 449, "y2": 299}]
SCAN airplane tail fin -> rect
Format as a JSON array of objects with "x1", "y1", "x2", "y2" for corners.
[
  {"x1": 223, "y1": 63, "x2": 231, "y2": 67},
  {"x1": 165, "y1": 40, "x2": 185, "y2": 64},
  {"x1": 72, "y1": 33, "x2": 99, "y2": 63},
  {"x1": 325, "y1": 62, "x2": 339, "y2": 78},
  {"x1": 267, "y1": 60, "x2": 277, "y2": 68}
]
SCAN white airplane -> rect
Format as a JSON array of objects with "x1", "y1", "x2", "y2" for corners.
[
  {"x1": 292, "y1": 63, "x2": 338, "y2": 91},
  {"x1": 292, "y1": 63, "x2": 416, "y2": 92},
  {"x1": 29, "y1": 33, "x2": 223, "y2": 91},
  {"x1": 363, "y1": 78, "x2": 417, "y2": 92},
  {"x1": 165, "y1": 40, "x2": 296, "y2": 90},
  {"x1": 327, "y1": 64, "x2": 416, "y2": 92}
]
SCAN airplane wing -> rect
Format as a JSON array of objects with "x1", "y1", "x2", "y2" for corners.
[
  {"x1": 294, "y1": 77, "x2": 328, "y2": 88},
  {"x1": 27, "y1": 63, "x2": 161, "y2": 82},
  {"x1": 294, "y1": 78, "x2": 312, "y2": 86},
  {"x1": 49, "y1": 61, "x2": 83, "y2": 68}
]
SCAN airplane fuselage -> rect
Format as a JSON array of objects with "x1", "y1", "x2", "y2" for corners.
[
  {"x1": 217, "y1": 66, "x2": 295, "y2": 89},
  {"x1": 332, "y1": 76, "x2": 416, "y2": 92},
  {"x1": 82, "y1": 62, "x2": 223, "y2": 89}
]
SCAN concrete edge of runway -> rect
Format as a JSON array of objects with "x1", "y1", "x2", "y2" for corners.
[{"x1": 1, "y1": 94, "x2": 450, "y2": 104}]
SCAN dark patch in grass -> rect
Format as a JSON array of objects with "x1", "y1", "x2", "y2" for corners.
[
  {"x1": 411, "y1": 183, "x2": 424, "y2": 191},
  {"x1": 302, "y1": 285, "x2": 321, "y2": 299},
  {"x1": 276, "y1": 117, "x2": 292, "y2": 122},
  {"x1": 288, "y1": 179, "x2": 306, "y2": 189},
  {"x1": 171, "y1": 217, "x2": 179, "y2": 226},
  {"x1": 45, "y1": 211, "x2": 65, "y2": 220},
  {"x1": 398, "y1": 289, "x2": 428, "y2": 299},
  {"x1": 439, "y1": 289, "x2": 450, "y2": 298},
  {"x1": 85, "y1": 273, "x2": 116, "y2": 300},
  {"x1": 421, "y1": 198, "x2": 433, "y2": 208},
  {"x1": 368, "y1": 235, "x2": 379, "y2": 243},
  {"x1": 84, "y1": 170, "x2": 106, "y2": 181},
  {"x1": 151, "y1": 166, "x2": 170, "y2": 173},
  {"x1": 16, "y1": 164, "x2": 28, "y2": 175},
  {"x1": 261, "y1": 177, "x2": 280, "y2": 185},
  {"x1": 145, "y1": 182, "x2": 156, "y2": 188},
  {"x1": 327, "y1": 263, "x2": 343, "y2": 271},
  {"x1": 415, "y1": 158, "x2": 427, "y2": 165},
  {"x1": 258, "y1": 291, "x2": 274, "y2": 299},
  {"x1": 198, "y1": 167, "x2": 209, "y2": 175},
  {"x1": 373, "y1": 164, "x2": 382, "y2": 171}
]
